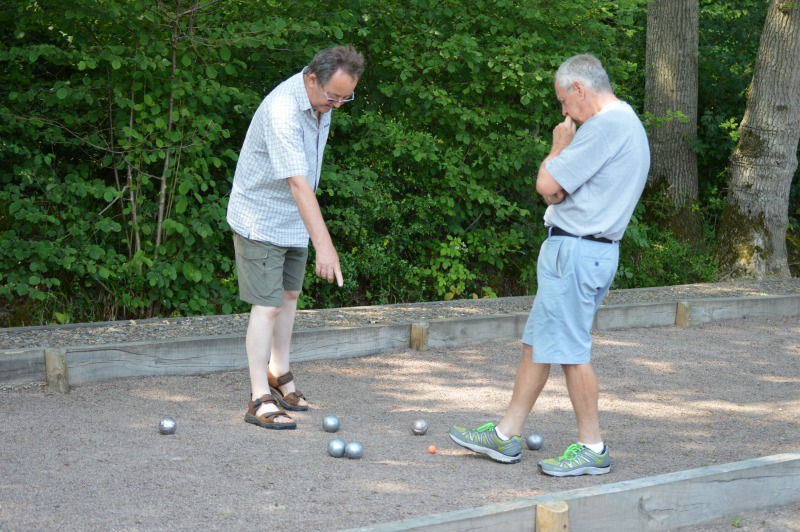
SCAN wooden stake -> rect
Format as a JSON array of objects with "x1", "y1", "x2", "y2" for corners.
[
  {"x1": 536, "y1": 500, "x2": 568, "y2": 531},
  {"x1": 410, "y1": 322, "x2": 429, "y2": 351},
  {"x1": 45, "y1": 347, "x2": 69, "y2": 393},
  {"x1": 676, "y1": 300, "x2": 691, "y2": 327}
]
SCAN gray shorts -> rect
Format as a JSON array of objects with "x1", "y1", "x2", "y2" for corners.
[
  {"x1": 233, "y1": 232, "x2": 308, "y2": 307},
  {"x1": 522, "y1": 235, "x2": 618, "y2": 364}
]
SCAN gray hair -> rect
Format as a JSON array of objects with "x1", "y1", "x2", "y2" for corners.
[
  {"x1": 555, "y1": 54, "x2": 613, "y2": 94},
  {"x1": 304, "y1": 45, "x2": 365, "y2": 85}
]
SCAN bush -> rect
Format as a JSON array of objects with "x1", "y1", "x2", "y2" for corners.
[{"x1": 615, "y1": 204, "x2": 717, "y2": 289}]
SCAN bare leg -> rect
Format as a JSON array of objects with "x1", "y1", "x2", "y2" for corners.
[
  {"x1": 246, "y1": 304, "x2": 292, "y2": 423},
  {"x1": 562, "y1": 362, "x2": 602, "y2": 444},
  {"x1": 267, "y1": 290, "x2": 307, "y2": 407},
  {"x1": 496, "y1": 344, "x2": 551, "y2": 437}
]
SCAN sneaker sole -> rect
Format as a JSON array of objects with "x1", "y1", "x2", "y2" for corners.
[
  {"x1": 538, "y1": 464, "x2": 611, "y2": 477},
  {"x1": 449, "y1": 433, "x2": 521, "y2": 464}
]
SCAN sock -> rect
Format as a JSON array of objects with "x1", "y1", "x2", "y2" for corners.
[
  {"x1": 494, "y1": 426, "x2": 511, "y2": 441},
  {"x1": 579, "y1": 441, "x2": 605, "y2": 454}
]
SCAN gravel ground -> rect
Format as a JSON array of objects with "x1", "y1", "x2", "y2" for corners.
[
  {"x1": 2, "y1": 279, "x2": 800, "y2": 350},
  {"x1": 1, "y1": 280, "x2": 800, "y2": 531}
]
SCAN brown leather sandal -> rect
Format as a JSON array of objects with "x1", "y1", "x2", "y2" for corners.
[
  {"x1": 268, "y1": 370, "x2": 309, "y2": 411},
  {"x1": 244, "y1": 394, "x2": 296, "y2": 430}
]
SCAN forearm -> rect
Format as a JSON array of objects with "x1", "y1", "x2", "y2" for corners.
[
  {"x1": 536, "y1": 161, "x2": 566, "y2": 204},
  {"x1": 287, "y1": 176, "x2": 335, "y2": 253},
  {"x1": 537, "y1": 116, "x2": 575, "y2": 202},
  {"x1": 288, "y1": 175, "x2": 343, "y2": 285}
]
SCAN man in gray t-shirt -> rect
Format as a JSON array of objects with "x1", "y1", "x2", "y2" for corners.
[{"x1": 450, "y1": 54, "x2": 650, "y2": 475}]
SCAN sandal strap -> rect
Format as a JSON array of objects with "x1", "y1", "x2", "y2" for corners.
[
  {"x1": 282, "y1": 391, "x2": 305, "y2": 403},
  {"x1": 272, "y1": 370, "x2": 295, "y2": 387},
  {"x1": 250, "y1": 394, "x2": 290, "y2": 421},
  {"x1": 251, "y1": 394, "x2": 279, "y2": 409},
  {"x1": 256, "y1": 409, "x2": 291, "y2": 424},
  {"x1": 267, "y1": 370, "x2": 308, "y2": 409}
]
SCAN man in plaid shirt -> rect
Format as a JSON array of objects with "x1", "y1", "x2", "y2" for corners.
[{"x1": 227, "y1": 45, "x2": 364, "y2": 429}]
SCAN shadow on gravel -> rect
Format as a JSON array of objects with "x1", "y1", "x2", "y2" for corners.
[{"x1": 1, "y1": 315, "x2": 799, "y2": 531}]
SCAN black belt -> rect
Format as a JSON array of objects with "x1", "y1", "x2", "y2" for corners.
[{"x1": 548, "y1": 225, "x2": 614, "y2": 244}]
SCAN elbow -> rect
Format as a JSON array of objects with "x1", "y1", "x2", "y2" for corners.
[
  {"x1": 536, "y1": 173, "x2": 555, "y2": 196},
  {"x1": 286, "y1": 175, "x2": 307, "y2": 198},
  {"x1": 535, "y1": 178, "x2": 547, "y2": 196},
  {"x1": 536, "y1": 164, "x2": 562, "y2": 196}
]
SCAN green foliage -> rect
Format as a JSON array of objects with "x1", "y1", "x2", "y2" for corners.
[
  {"x1": 789, "y1": 177, "x2": 800, "y2": 277},
  {"x1": 0, "y1": 0, "x2": 785, "y2": 327},
  {"x1": 307, "y1": 0, "x2": 639, "y2": 307},
  {"x1": 615, "y1": 205, "x2": 717, "y2": 289},
  {"x1": 696, "y1": 0, "x2": 769, "y2": 227},
  {"x1": 1, "y1": 0, "x2": 294, "y2": 324}
]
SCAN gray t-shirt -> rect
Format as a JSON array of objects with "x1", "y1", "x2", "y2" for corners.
[{"x1": 543, "y1": 101, "x2": 650, "y2": 241}]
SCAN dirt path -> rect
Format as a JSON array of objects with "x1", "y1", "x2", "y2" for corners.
[{"x1": 2, "y1": 315, "x2": 799, "y2": 531}]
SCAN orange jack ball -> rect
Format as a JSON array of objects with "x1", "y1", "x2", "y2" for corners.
[{"x1": 428, "y1": 444, "x2": 437, "y2": 454}]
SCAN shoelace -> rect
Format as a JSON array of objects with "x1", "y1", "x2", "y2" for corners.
[{"x1": 558, "y1": 443, "x2": 584, "y2": 461}]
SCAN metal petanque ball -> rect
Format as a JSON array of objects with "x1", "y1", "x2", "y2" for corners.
[
  {"x1": 327, "y1": 438, "x2": 346, "y2": 458},
  {"x1": 344, "y1": 441, "x2": 364, "y2": 459},
  {"x1": 411, "y1": 419, "x2": 428, "y2": 436},
  {"x1": 323, "y1": 415, "x2": 340, "y2": 433},
  {"x1": 158, "y1": 417, "x2": 177, "y2": 435},
  {"x1": 525, "y1": 433, "x2": 544, "y2": 450}
]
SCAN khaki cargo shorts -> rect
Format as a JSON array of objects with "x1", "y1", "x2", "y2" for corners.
[{"x1": 233, "y1": 232, "x2": 308, "y2": 307}]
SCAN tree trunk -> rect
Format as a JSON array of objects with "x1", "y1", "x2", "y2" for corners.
[
  {"x1": 643, "y1": 0, "x2": 702, "y2": 241},
  {"x1": 716, "y1": 1, "x2": 800, "y2": 279}
]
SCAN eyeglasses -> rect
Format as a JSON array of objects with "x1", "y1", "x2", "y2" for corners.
[{"x1": 321, "y1": 86, "x2": 355, "y2": 104}]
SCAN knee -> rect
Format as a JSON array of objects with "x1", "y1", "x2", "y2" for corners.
[
  {"x1": 284, "y1": 290, "x2": 301, "y2": 303},
  {"x1": 251, "y1": 304, "x2": 282, "y2": 320}
]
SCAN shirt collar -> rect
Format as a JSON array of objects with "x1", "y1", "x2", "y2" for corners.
[{"x1": 293, "y1": 70, "x2": 313, "y2": 112}]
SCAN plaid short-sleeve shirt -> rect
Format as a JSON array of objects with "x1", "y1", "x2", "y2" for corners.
[{"x1": 226, "y1": 71, "x2": 331, "y2": 247}]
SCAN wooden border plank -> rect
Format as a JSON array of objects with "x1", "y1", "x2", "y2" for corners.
[
  {"x1": 3, "y1": 295, "x2": 800, "y2": 386},
  {"x1": 427, "y1": 314, "x2": 528, "y2": 348},
  {"x1": 0, "y1": 348, "x2": 45, "y2": 385},
  {"x1": 347, "y1": 452, "x2": 800, "y2": 532},
  {"x1": 594, "y1": 301, "x2": 677, "y2": 330},
  {"x1": 689, "y1": 294, "x2": 800, "y2": 324}
]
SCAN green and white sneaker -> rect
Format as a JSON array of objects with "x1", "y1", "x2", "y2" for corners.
[
  {"x1": 538, "y1": 443, "x2": 611, "y2": 477},
  {"x1": 448, "y1": 422, "x2": 522, "y2": 464}
]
